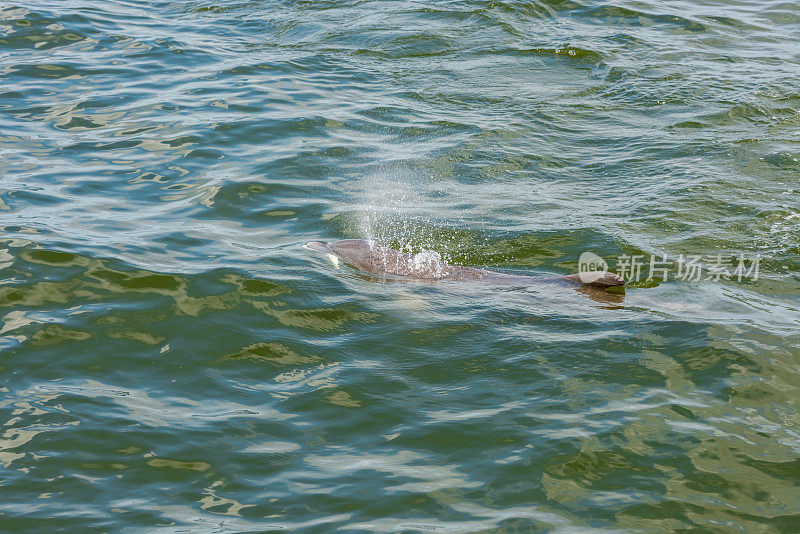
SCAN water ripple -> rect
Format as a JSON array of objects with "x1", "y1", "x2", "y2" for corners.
[{"x1": 2, "y1": 0, "x2": 800, "y2": 530}]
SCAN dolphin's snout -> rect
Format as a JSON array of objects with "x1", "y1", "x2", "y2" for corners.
[{"x1": 304, "y1": 241, "x2": 341, "y2": 268}]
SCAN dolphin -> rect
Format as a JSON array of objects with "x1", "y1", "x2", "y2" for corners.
[{"x1": 304, "y1": 239, "x2": 624, "y2": 288}]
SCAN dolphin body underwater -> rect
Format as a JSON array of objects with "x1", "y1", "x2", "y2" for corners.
[{"x1": 304, "y1": 239, "x2": 624, "y2": 288}]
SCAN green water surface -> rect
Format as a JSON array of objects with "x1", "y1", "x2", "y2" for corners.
[{"x1": 1, "y1": 0, "x2": 800, "y2": 531}]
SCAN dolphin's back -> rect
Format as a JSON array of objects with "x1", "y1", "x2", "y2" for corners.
[
  {"x1": 328, "y1": 240, "x2": 460, "y2": 279},
  {"x1": 311, "y1": 239, "x2": 624, "y2": 287}
]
